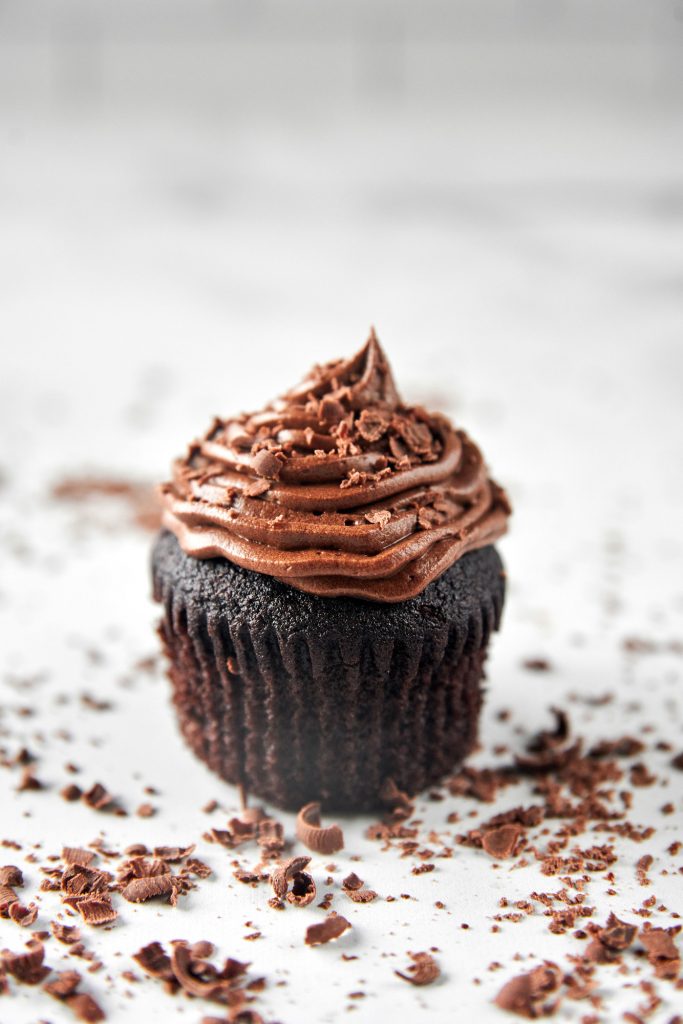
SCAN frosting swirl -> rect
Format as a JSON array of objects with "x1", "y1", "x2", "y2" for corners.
[{"x1": 160, "y1": 331, "x2": 510, "y2": 602}]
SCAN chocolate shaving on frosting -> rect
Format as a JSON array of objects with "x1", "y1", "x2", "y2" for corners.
[
  {"x1": 296, "y1": 802, "x2": 345, "y2": 854},
  {"x1": 160, "y1": 330, "x2": 510, "y2": 602}
]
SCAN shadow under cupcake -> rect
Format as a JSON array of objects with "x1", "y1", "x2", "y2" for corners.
[{"x1": 152, "y1": 330, "x2": 510, "y2": 811}]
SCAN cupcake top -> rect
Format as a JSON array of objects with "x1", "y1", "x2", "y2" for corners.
[{"x1": 160, "y1": 330, "x2": 510, "y2": 602}]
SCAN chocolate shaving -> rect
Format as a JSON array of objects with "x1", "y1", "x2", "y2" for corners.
[
  {"x1": 286, "y1": 870, "x2": 316, "y2": 908},
  {"x1": 305, "y1": 912, "x2": 351, "y2": 946},
  {"x1": 61, "y1": 783, "x2": 83, "y2": 802},
  {"x1": 395, "y1": 951, "x2": 440, "y2": 986},
  {"x1": 9, "y1": 901, "x2": 38, "y2": 926},
  {"x1": 64, "y1": 992, "x2": 106, "y2": 1022},
  {"x1": 1, "y1": 939, "x2": 51, "y2": 984},
  {"x1": 153, "y1": 844, "x2": 195, "y2": 862},
  {"x1": 0, "y1": 884, "x2": 18, "y2": 915},
  {"x1": 132, "y1": 941, "x2": 175, "y2": 983},
  {"x1": 122, "y1": 874, "x2": 174, "y2": 903},
  {"x1": 63, "y1": 847, "x2": 96, "y2": 868},
  {"x1": 481, "y1": 824, "x2": 524, "y2": 860},
  {"x1": 82, "y1": 783, "x2": 117, "y2": 812},
  {"x1": 61, "y1": 864, "x2": 110, "y2": 896},
  {"x1": 257, "y1": 818, "x2": 285, "y2": 855},
  {"x1": 640, "y1": 927, "x2": 681, "y2": 979},
  {"x1": 52, "y1": 921, "x2": 82, "y2": 944},
  {"x1": 342, "y1": 872, "x2": 364, "y2": 891},
  {"x1": 0, "y1": 865, "x2": 23, "y2": 887},
  {"x1": 493, "y1": 961, "x2": 563, "y2": 1018},
  {"x1": 296, "y1": 802, "x2": 344, "y2": 854},
  {"x1": 345, "y1": 888, "x2": 377, "y2": 904},
  {"x1": 270, "y1": 856, "x2": 311, "y2": 900},
  {"x1": 67, "y1": 894, "x2": 118, "y2": 926},
  {"x1": 44, "y1": 969, "x2": 82, "y2": 998},
  {"x1": 584, "y1": 913, "x2": 637, "y2": 962}
]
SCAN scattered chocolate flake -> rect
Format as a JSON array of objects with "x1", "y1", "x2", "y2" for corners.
[
  {"x1": 346, "y1": 887, "x2": 378, "y2": 903},
  {"x1": 63, "y1": 847, "x2": 96, "y2": 868},
  {"x1": 630, "y1": 763, "x2": 657, "y2": 787},
  {"x1": 234, "y1": 868, "x2": 266, "y2": 886},
  {"x1": 522, "y1": 658, "x2": 552, "y2": 672},
  {"x1": 68, "y1": 895, "x2": 118, "y2": 926},
  {"x1": 122, "y1": 874, "x2": 174, "y2": 903},
  {"x1": 1, "y1": 939, "x2": 51, "y2": 984},
  {"x1": 589, "y1": 737, "x2": 644, "y2": 758},
  {"x1": 342, "y1": 872, "x2": 363, "y2": 892},
  {"x1": 61, "y1": 863, "x2": 111, "y2": 896},
  {"x1": 640, "y1": 926, "x2": 681, "y2": 979},
  {"x1": 584, "y1": 913, "x2": 637, "y2": 961},
  {"x1": 395, "y1": 951, "x2": 440, "y2": 986},
  {"x1": 8, "y1": 901, "x2": 38, "y2": 926},
  {"x1": 286, "y1": 869, "x2": 316, "y2": 908},
  {"x1": 183, "y1": 858, "x2": 212, "y2": 879},
  {"x1": 493, "y1": 961, "x2": 562, "y2": 1018},
  {"x1": 270, "y1": 856, "x2": 311, "y2": 901},
  {"x1": 305, "y1": 912, "x2": 351, "y2": 946},
  {"x1": 0, "y1": 865, "x2": 23, "y2": 887},
  {"x1": 136, "y1": 803, "x2": 156, "y2": 818},
  {"x1": 296, "y1": 802, "x2": 344, "y2": 854},
  {"x1": 671, "y1": 751, "x2": 683, "y2": 771},
  {"x1": 257, "y1": 818, "x2": 285, "y2": 856},
  {"x1": 82, "y1": 783, "x2": 118, "y2": 812},
  {"x1": 132, "y1": 942, "x2": 175, "y2": 984},
  {"x1": 152, "y1": 844, "x2": 195, "y2": 862},
  {"x1": 52, "y1": 921, "x2": 82, "y2": 944},
  {"x1": 61, "y1": 783, "x2": 84, "y2": 802},
  {"x1": 16, "y1": 767, "x2": 45, "y2": 791},
  {"x1": 481, "y1": 824, "x2": 524, "y2": 860},
  {"x1": 44, "y1": 969, "x2": 82, "y2": 998}
]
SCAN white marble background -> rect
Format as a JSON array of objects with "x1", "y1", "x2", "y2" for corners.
[{"x1": 1, "y1": 2, "x2": 682, "y2": 1022}]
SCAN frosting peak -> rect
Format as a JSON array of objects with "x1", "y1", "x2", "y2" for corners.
[{"x1": 160, "y1": 331, "x2": 510, "y2": 602}]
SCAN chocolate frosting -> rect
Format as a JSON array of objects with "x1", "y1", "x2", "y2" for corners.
[{"x1": 160, "y1": 330, "x2": 510, "y2": 602}]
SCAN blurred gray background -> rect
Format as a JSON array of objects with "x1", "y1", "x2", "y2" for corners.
[{"x1": 1, "y1": 0, "x2": 682, "y2": 528}]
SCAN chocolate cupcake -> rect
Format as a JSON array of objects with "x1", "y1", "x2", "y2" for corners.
[{"x1": 152, "y1": 331, "x2": 510, "y2": 810}]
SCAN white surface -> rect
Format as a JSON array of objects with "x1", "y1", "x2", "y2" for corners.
[{"x1": 1, "y1": 3, "x2": 683, "y2": 1021}]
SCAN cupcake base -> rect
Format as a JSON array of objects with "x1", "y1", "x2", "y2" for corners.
[{"x1": 152, "y1": 530, "x2": 506, "y2": 811}]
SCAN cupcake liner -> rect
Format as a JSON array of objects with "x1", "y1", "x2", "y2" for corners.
[{"x1": 152, "y1": 530, "x2": 505, "y2": 811}]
